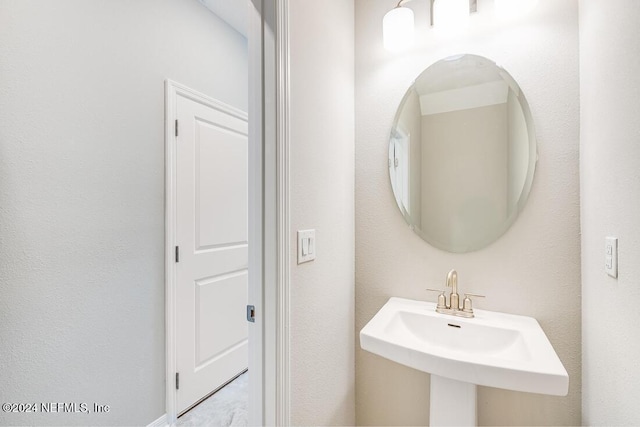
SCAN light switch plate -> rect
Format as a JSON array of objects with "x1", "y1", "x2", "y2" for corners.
[
  {"x1": 297, "y1": 229, "x2": 316, "y2": 264},
  {"x1": 605, "y1": 236, "x2": 618, "y2": 278}
]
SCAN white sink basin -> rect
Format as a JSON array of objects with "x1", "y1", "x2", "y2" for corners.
[{"x1": 360, "y1": 297, "x2": 568, "y2": 396}]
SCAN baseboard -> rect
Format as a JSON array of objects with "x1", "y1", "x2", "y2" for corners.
[{"x1": 147, "y1": 413, "x2": 168, "y2": 427}]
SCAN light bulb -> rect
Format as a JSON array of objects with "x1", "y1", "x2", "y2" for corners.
[
  {"x1": 383, "y1": 6, "x2": 415, "y2": 52},
  {"x1": 495, "y1": 0, "x2": 539, "y2": 19},
  {"x1": 433, "y1": 0, "x2": 470, "y2": 34}
]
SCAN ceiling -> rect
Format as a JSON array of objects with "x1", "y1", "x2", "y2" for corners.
[{"x1": 198, "y1": 0, "x2": 247, "y2": 38}]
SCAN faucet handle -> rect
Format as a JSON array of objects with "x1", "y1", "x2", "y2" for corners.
[
  {"x1": 464, "y1": 293, "x2": 485, "y2": 299},
  {"x1": 462, "y1": 293, "x2": 485, "y2": 314},
  {"x1": 426, "y1": 288, "x2": 448, "y2": 310}
]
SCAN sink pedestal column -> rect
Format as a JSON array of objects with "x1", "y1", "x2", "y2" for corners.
[{"x1": 430, "y1": 375, "x2": 477, "y2": 426}]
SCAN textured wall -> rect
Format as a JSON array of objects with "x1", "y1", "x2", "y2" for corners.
[
  {"x1": 0, "y1": 1, "x2": 247, "y2": 425},
  {"x1": 355, "y1": 0, "x2": 581, "y2": 425},
  {"x1": 580, "y1": 0, "x2": 640, "y2": 424},
  {"x1": 289, "y1": 0, "x2": 356, "y2": 425}
]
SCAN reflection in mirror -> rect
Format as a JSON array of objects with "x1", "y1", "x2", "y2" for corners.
[{"x1": 389, "y1": 54, "x2": 537, "y2": 253}]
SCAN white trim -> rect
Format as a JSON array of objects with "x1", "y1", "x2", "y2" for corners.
[
  {"x1": 275, "y1": 0, "x2": 291, "y2": 424},
  {"x1": 147, "y1": 413, "x2": 168, "y2": 427},
  {"x1": 164, "y1": 79, "x2": 248, "y2": 425},
  {"x1": 164, "y1": 79, "x2": 178, "y2": 427},
  {"x1": 247, "y1": 1, "x2": 266, "y2": 424},
  {"x1": 248, "y1": 0, "x2": 291, "y2": 424}
]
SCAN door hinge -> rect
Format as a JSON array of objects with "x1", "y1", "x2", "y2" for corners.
[
  {"x1": 176, "y1": 372, "x2": 179, "y2": 390},
  {"x1": 247, "y1": 305, "x2": 255, "y2": 323},
  {"x1": 175, "y1": 119, "x2": 179, "y2": 137},
  {"x1": 175, "y1": 246, "x2": 179, "y2": 263}
]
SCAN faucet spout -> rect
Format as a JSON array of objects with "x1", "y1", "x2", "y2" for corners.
[
  {"x1": 446, "y1": 269, "x2": 459, "y2": 310},
  {"x1": 446, "y1": 269, "x2": 458, "y2": 295}
]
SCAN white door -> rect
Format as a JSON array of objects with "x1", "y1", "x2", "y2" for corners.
[{"x1": 175, "y1": 92, "x2": 249, "y2": 414}]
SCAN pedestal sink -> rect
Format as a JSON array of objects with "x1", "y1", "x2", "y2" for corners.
[{"x1": 360, "y1": 297, "x2": 568, "y2": 426}]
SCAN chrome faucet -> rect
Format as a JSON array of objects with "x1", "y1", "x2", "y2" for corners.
[{"x1": 426, "y1": 269, "x2": 484, "y2": 318}]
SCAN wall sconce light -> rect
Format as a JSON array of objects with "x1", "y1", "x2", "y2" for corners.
[
  {"x1": 430, "y1": 0, "x2": 474, "y2": 31},
  {"x1": 494, "y1": 0, "x2": 539, "y2": 19},
  {"x1": 383, "y1": 0, "x2": 537, "y2": 52},
  {"x1": 383, "y1": 0, "x2": 415, "y2": 52}
]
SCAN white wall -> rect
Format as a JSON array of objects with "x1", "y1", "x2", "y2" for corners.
[
  {"x1": 580, "y1": 1, "x2": 640, "y2": 424},
  {"x1": 289, "y1": 0, "x2": 356, "y2": 425},
  {"x1": 0, "y1": 1, "x2": 247, "y2": 425},
  {"x1": 355, "y1": 0, "x2": 581, "y2": 425}
]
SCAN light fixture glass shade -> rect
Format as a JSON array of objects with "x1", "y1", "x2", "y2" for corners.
[
  {"x1": 495, "y1": 0, "x2": 539, "y2": 19},
  {"x1": 433, "y1": 0, "x2": 470, "y2": 33},
  {"x1": 383, "y1": 6, "x2": 415, "y2": 52}
]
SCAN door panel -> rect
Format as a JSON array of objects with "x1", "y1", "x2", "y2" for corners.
[
  {"x1": 175, "y1": 93, "x2": 248, "y2": 414},
  {"x1": 196, "y1": 119, "x2": 248, "y2": 249},
  {"x1": 195, "y1": 271, "x2": 248, "y2": 367}
]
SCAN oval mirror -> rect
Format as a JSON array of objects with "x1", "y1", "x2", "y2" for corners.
[{"x1": 389, "y1": 54, "x2": 537, "y2": 253}]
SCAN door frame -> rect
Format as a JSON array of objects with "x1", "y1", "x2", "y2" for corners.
[
  {"x1": 164, "y1": 0, "x2": 290, "y2": 425},
  {"x1": 248, "y1": 0, "x2": 291, "y2": 425}
]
